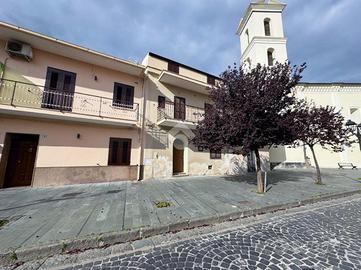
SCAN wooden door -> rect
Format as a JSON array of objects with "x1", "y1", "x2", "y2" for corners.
[
  {"x1": 173, "y1": 139, "x2": 184, "y2": 174},
  {"x1": 4, "y1": 134, "x2": 39, "y2": 188},
  {"x1": 174, "y1": 97, "x2": 186, "y2": 120}
]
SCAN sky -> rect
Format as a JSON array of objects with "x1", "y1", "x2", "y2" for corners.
[{"x1": 0, "y1": 0, "x2": 360, "y2": 82}]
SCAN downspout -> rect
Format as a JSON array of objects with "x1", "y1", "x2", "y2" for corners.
[
  {"x1": 1, "y1": 57, "x2": 9, "y2": 80},
  {"x1": 138, "y1": 70, "x2": 147, "y2": 181}
]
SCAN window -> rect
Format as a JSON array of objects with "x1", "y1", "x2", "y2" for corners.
[
  {"x1": 204, "y1": 103, "x2": 212, "y2": 116},
  {"x1": 43, "y1": 67, "x2": 76, "y2": 111},
  {"x1": 245, "y1": 29, "x2": 250, "y2": 44},
  {"x1": 207, "y1": 76, "x2": 216, "y2": 86},
  {"x1": 174, "y1": 96, "x2": 186, "y2": 120},
  {"x1": 267, "y1": 49, "x2": 274, "y2": 66},
  {"x1": 113, "y1": 83, "x2": 134, "y2": 108},
  {"x1": 264, "y1": 19, "x2": 271, "y2": 36},
  {"x1": 210, "y1": 149, "x2": 221, "y2": 159},
  {"x1": 168, "y1": 62, "x2": 179, "y2": 74},
  {"x1": 108, "y1": 138, "x2": 131, "y2": 165},
  {"x1": 158, "y1": 96, "x2": 166, "y2": 108}
]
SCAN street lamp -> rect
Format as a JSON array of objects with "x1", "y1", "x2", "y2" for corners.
[{"x1": 346, "y1": 120, "x2": 361, "y2": 150}]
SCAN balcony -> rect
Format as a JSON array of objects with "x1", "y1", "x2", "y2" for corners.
[
  {"x1": 0, "y1": 79, "x2": 139, "y2": 127},
  {"x1": 157, "y1": 101, "x2": 204, "y2": 129},
  {"x1": 158, "y1": 71, "x2": 211, "y2": 95}
]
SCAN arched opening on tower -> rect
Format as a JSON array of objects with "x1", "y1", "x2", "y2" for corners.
[
  {"x1": 245, "y1": 29, "x2": 250, "y2": 45},
  {"x1": 264, "y1": 18, "x2": 271, "y2": 36},
  {"x1": 267, "y1": 48, "x2": 274, "y2": 66}
]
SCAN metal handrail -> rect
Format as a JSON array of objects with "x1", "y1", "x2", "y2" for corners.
[
  {"x1": 0, "y1": 78, "x2": 139, "y2": 122},
  {"x1": 157, "y1": 101, "x2": 204, "y2": 123}
]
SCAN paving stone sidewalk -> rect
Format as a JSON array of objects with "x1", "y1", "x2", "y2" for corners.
[{"x1": 0, "y1": 168, "x2": 361, "y2": 265}]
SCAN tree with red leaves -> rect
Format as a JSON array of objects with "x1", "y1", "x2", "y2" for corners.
[
  {"x1": 291, "y1": 102, "x2": 353, "y2": 185},
  {"x1": 192, "y1": 62, "x2": 306, "y2": 193}
]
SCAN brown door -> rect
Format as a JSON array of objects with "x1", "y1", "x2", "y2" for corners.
[
  {"x1": 174, "y1": 97, "x2": 186, "y2": 120},
  {"x1": 3, "y1": 134, "x2": 39, "y2": 188},
  {"x1": 42, "y1": 67, "x2": 76, "y2": 111},
  {"x1": 173, "y1": 139, "x2": 184, "y2": 174}
]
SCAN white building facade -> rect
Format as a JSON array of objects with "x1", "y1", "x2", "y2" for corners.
[{"x1": 237, "y1": 0, "x2": 361, "y2": 169}]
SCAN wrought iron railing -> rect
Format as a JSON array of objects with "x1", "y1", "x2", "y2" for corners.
[
  {"x1": 157, "y1": 101, "x2": 204, "y2": 124},
  {"x1": 0, "y1": 79, "x2": 139, "y2": 122}
]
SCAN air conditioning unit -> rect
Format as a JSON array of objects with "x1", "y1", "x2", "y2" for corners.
[{"x1": 5, "y1": 40, "x2": 33, "y2": 61}]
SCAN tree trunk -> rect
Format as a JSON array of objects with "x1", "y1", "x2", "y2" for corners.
[
  {"x1": 309, "y1": 145, "x2": 322, "y2": 184},
  {"x1": 254, "y1": 149, "x2": 264, "y2": 193}
]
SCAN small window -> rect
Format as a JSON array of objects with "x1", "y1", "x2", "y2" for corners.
[
  {"x1": 113, "y1": 83, "x2": 134, "y2": 108},
  {"x1": 207, "y1": 76, "x2": 216, "y2": 86},
  {"x1": 168, "y1": 62, "x2": 179, "y2": 74},
  {"x1": 158, "y1": 96, "x2": 166, "y2": 108},
  {"x1": 264, "y1": 19, "x2": 271, "y2": 36},
  {"x1": 108, "y1": 138, "x2": 131, "y2": 166},
  {"x1": 267, "y1": 49, "x2": 274, "y2": 66},
  {"x1": 245, "y1": 29, "x2": 250, "y2": 44},
  {"x1": 204, "y1": 103, "x2": 212, "y2": 116},
  {"x1": 210, "y1": 149, "x2": 221, "y2": 159}
]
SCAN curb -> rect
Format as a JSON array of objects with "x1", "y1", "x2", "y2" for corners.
[{"x1": 2, "y1": 188, "x2": 361, "y2": 266}]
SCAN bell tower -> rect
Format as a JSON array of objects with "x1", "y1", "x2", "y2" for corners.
[{"x1": 236, "y1": 0, "x2": 288, "y2": 67}]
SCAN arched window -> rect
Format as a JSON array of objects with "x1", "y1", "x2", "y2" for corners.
[
  {"x1": 245, "y1": 29, "x2": 250, "y2": 45},
  {"x1": 267, "y1": 49, "x2": 274, "y2": 66},
  {"x1": 246, "y1": 57, "x2": 251, "y2": 67},
  {"x1": 264, "y1": 18, "x2": 271, "y2": 36}
]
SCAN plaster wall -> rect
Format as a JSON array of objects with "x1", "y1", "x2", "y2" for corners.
[
  {"x1": 0, "y1": 117, "x2": 141, "y2": 168},
  {"x1": 0, "y1": 39, "x2": 144, "y2": 116}
]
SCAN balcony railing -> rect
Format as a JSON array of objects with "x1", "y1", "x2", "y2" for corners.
[
  {"x1": 0, "y1": 79, "x2": 139, "y2": 122},
  {"x1": 157, "y1": 101, "x2": 204, "y2": 124}
]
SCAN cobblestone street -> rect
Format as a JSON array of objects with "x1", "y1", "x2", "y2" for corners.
[{"x1": 63, "y1": 196, "x2": 361, "y2": 270}]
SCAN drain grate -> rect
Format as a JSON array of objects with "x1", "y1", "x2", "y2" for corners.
[
  {"x1": 106, "y1": 190, "x2": 123, "y2": 194},
  {"x1": 61, "y1": 192, "x2": 83, "y2": 198}
]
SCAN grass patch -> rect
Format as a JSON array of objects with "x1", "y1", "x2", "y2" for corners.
[
  {"x1": 315, "y1": 182, "x2": 326, "y2": 186},
  {"x1": 355, "y1": 178, "x2": 361, "y2": 181},
  {"x1": 61, "y1": 241, "x2": 67, "y2": 253},
  {"x1": 0, "y1": 219, "x2": 9, "y2": 228},
  {"x1": 155, "y1": 201, "x2": 171, "y2": 208},
  {"x1": 10, "y1": 251, "x2": 17, "y2": 261}
]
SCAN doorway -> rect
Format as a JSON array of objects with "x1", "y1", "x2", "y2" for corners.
[
  {"x1": 173, "y1": 139, "x2": 184, "y2": 174},
  {"x1": 174, "y1": 97, "x2": 186, "y2": 120},
  {"x1": 247, "y1": 152, "x2": 256, "y2": 172},
  {"x1": 1, "y1": 133, "x2": 39, "y2": 188}
]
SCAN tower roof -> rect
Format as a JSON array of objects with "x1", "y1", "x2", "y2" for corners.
[{"x1": 236, "y1": 0, "x2": 286, "y2": 35}]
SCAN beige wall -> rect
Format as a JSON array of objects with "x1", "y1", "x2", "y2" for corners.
[
  {"x1": 0, "y1": 117, "x2": 141, "y2": 168},
  {"x1": 0, "y1": 39, "x2": 144, "y2": 117},
  {"x1": 142, "y1": 54, "x2": 270, "y2": 179}
]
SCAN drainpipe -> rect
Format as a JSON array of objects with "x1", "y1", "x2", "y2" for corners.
[
  {"x1": 138, "y1": 70, "x2": 147, "y2": 181},
  {"x1": 1, "y1": 57, "x2": 9, "y2": 81}
]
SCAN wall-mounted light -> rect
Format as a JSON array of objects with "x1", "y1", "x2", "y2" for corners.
[
  {"x1": 77, "y1": 133, "x2": 81, "y2": 139},
  {"x1": 94, "y1": 75, "x2": 98, "y2": 81}
]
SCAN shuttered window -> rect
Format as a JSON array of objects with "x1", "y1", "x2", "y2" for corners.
[
  {"x1": 108, "y1": 138, "x2": 131, "y2": 166},
  {"x1": 207, "y1": 76, "x2": 216, "y2": 86},
  {"x1": 210, "y1": 149, "x2": 221, "y2": 159},
  {"x1": 113, "y1": 83, "x2": 134, "y2": 108},
  {"x1": 158, "y1": 96, "x2": 166, "y2": 108},
  {"x1": 168, "y1": 62, "x2": 179, "y2": 74},
  {"x1": 174, "y1": 97, "x2": 186, "y2": 120}
]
